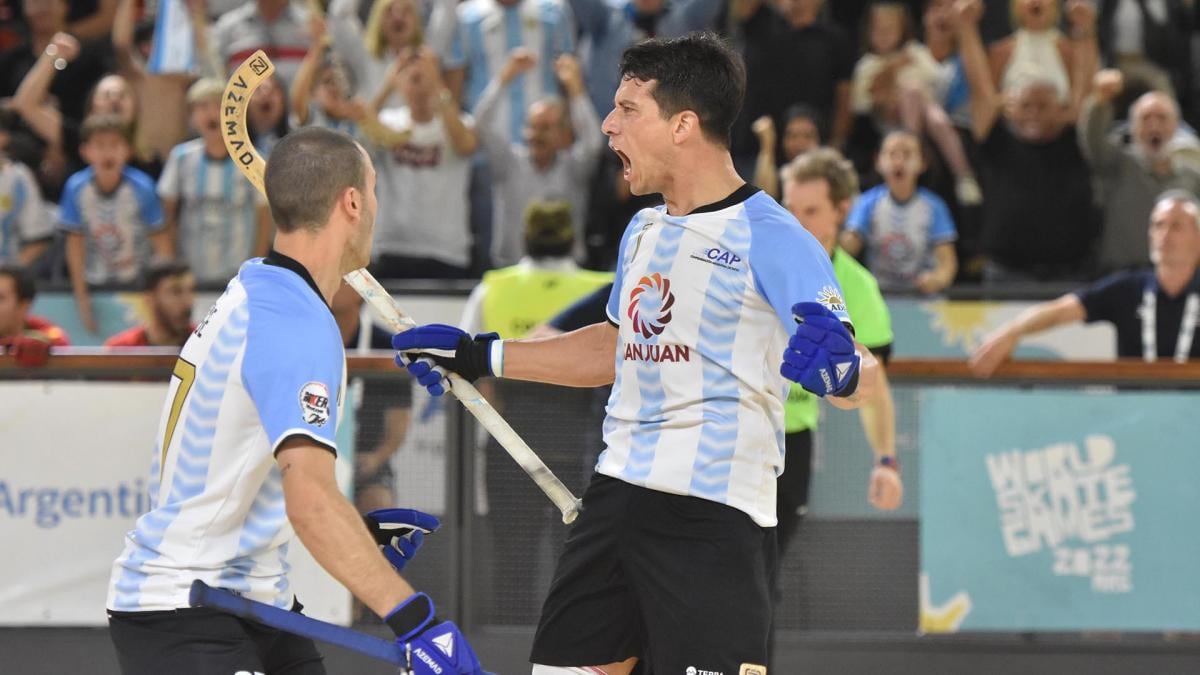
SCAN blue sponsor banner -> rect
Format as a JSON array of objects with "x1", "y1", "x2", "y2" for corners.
[{"x1": 920, "y1": 388, "x2": 1200, "y2": 632}]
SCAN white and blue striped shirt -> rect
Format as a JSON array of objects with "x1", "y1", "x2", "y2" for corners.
[
  {"x1": 0, "y1": 160, "x2": 52, "y2": 263},
  {"x1": 158, "y1": 140, "x2": 266, "y2": 284},
  {"x1": 107, "y1": 254, "x2": 346, "y2": 612},
  {"x1": 445, "y1": 0, "x2": 575, "y2": 143},
  {"x1": 600, "y1": 186, "x2": 850, "y2": 526}
]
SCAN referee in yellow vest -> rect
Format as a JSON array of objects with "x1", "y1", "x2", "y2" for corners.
[{"x1": 458, "y1": 201, "x2": 612, "y2": 623}]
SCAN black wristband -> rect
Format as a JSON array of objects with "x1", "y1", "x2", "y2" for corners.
[
  {"x1": 385, "y1": 593, "x2": 438, "y2": 641},
  {"x1": 428, "y1": 332, "x2": 497, "y2": 382}
]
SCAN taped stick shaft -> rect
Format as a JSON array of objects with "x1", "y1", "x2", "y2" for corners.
[
  {"x1": 189, "y1": 581, "x2": 405, "y2": 665},
  {"x1": 343, "y1": 270, "x2": 583, "y2": 523}
]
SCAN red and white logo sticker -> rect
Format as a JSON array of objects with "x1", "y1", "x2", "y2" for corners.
[{"x1": 299, "y1": 381, "x2": 331, "y2": 427}]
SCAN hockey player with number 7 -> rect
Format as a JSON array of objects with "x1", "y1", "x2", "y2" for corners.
[{"x1": 393, "y1": 32, "x2": 879, "y2": 675}]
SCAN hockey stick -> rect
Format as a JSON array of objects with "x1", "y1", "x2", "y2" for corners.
[
  {"x1": 189, "y1": 580, "x2": 406, "y2": 665},
  {"x1": 222, "y1": 51, "x2": 582, "y2": 523}
]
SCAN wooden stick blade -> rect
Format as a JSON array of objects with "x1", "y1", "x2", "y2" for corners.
[{"x1": 221, "y1": 50, "x2": 275, "y2": 198}]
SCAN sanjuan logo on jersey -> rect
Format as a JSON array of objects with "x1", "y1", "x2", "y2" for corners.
[
  {"x1": 816, "y1": 286, "x2": 847, "y2": 314},
  {"x1": 299, "y1": 381, "x2": 331, "y2": 427},
  {"x1": 628, "y1": 273, "x2": 675, "y2": 340},
  {"x1": 689, "y1": 246, "x2": 743, "y2": 271}
]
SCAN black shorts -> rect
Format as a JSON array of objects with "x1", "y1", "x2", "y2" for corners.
[
  {"x1": 530, "y1": 474, "x2": 775, "y2": 673},
  {"x1": 108, "y1": 603, "x2": 325, "y2": 675}
]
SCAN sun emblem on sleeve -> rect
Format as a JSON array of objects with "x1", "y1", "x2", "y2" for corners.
[{"x1": 816, "y1": 285, "x2": 847, "y2": 313}]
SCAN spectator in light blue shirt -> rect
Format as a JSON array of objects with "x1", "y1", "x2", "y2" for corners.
[{"x1": 841, "y1": 130, "x2": 957, "y2": 295}]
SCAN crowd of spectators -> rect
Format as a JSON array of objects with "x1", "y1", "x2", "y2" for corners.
[{"x1": 0, "y1": 0, "x2": 1198, "y2": 346}]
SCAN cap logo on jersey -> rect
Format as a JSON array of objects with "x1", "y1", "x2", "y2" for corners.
[
  {"x1": 816, "y1": 286, "x2": 847, "y2": 314},
  {"x1": 299, "y1": 381, "x2": 331, "y2": 427},
  {"x1": 628, "y1": 273, "x2": 675, "y2": 340}
]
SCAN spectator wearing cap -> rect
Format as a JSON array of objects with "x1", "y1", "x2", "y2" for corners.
[
  {"x1": 0, "y1": 263, "x2": 69, "y2": 367},
  {"x1": 159, "y1": 78, "x2": 272, "y2": 286},
  {"x1": 1079, "y1": 69, "x2": 1200, "y2": 273},
  {"x1": 104, "y1": 259, "x2": 196, "y2": 348}
]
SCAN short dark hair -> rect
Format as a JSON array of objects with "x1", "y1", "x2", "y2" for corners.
[
  {"x1": 80, "y1": 113, "x2": 133, "y2": 144},
  {"x1": 618, "y1": 31, "x2": 746, "y2": 148},
  {"x1": 0, "y1": 264, "x2": 36, "y2": 303},
  {"x1": 143, "y1": 259, "x2": 192, "y2": 292},
  {"x1": 264, "y1": 127, "x2": 366, "y2": 232},
  {"x1": 524, "y1": 201, "x2": 574, "y2": 258}
]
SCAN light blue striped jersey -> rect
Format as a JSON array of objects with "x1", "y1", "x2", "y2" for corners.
[
  {"x1": 58, "y1": 166, "x2": 164, "y2": 285},
  {"x1": 844, "y1": 185, "x2": 957, "y2": 293},
  {"x1": 445, "y1": 0, "x2": 575, "y2": 142},
  {"x1": 599, "y1": 185, "x2": 850, "y2": 526},
  {"x1": 0, "y1": 160, "x2": 52, "y2": 263},
  {"x1": 107, "y1": 253, "x2": 346, "y2": 612},
  {"x1": 158, "y1": 140, "x2": 267, "y2": 284}
]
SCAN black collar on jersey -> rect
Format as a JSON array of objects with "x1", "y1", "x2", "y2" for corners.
[
  {"x1": 263, "y1": 249, "x2": 328, "y2": 307},
  {"x1": 687, "y1": 183, "x2": 760, "y2": 215}
]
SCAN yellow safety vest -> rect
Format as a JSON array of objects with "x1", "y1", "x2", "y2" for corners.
[{"x1": 480, "y1": 264, "x2": 613, "y2": 338}]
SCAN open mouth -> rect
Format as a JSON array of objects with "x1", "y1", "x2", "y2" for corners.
[{"x1": 613, "y1": 146, "x2": 631, "y2": 179}]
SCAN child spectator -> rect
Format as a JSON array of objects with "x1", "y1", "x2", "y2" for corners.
[
  {"x1": 159, "y1": 78, "x2": 272, "y2": 285},
  {"x1": 290, "y1": 15, "x2": 365, "y2": 134},
  {"x1": 61, "y1": 114, "x2": 168, "y2": 334},
  {"x1": 0, "y1": 113, "x2": 53, "y2": 266},
  {"x1": 990, "y1": 0, "x2": 1096, "y2": 119},
  {"x1": 248, "y1": 73, "x2": 290, "y2": 157},
  {"x1": 851, "y1": 1, "x2": 981, "y2": 205},
  {"x1": 842, "y1": 130, "x2": 958, "y2": 294}
]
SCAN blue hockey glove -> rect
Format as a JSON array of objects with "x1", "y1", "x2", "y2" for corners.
[
  {"x1": 392, "y1": 325, "x2": 499, "y2": 396},
  {"x1": 363, "y1": 508, "x2": 440, "y2": 572},
  {"x1": 385, "y1": 593, "x2": 486, "y2": 675},
  {"x1": 781, "y1": 302, "x2": 860, "y2": 397}
]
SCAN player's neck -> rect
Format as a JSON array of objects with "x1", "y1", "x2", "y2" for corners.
[
  {"x1": 661, "y1": 151, "x2": 744, "y2": 216},
  {"x1": 272, "y1": 234, "x2": 344, "y2": 305}
]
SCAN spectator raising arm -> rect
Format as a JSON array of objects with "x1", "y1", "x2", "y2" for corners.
[
  {"x1": 471, "y1": 48, "x2": 534, "y2": 167},
  {"x1": 1077, "y1": 68, "x2": 1123, "y2": 175},
  {"x1": 10, "y1": 31, "x2": 79, "y2": 147},
  {"x1": 954, "y1": 0, "x2": 1001, "y2": 143},
  {"x1": 290, "y1": 15, "x2": 331, "y2": 127},
  {"x1": 556, "y1": 53, "x2": 603, "y2": 169},
  {"x1": 751, "y1": 116, "x2": 778, "y2": 198}
]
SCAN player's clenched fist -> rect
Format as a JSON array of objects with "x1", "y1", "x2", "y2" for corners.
[
  {"x1": 392, "y1": 324, "x2": 500, "y2": 395},
  {"x1": 781, "y1": 302, "x2": 860, "y2": 397},
  {"x1": 386, "y1": 594, "x2": 487, "y2": 674}
]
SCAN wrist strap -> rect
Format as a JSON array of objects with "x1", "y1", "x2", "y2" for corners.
[
  {"x1": 879, "y1": 455, "x2": 900, "y2": 472},
  {"x1": 384, "y1": 592, "x2": 437, "y2": 642},
  {"x1": 490, "y1": 340, "x2": 505, "y2": 378}
]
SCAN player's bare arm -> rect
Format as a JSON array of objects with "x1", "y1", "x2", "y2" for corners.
[
  {"x1": 276, "y1": 438, "x2": 417, "y2": 617},
  {"x1": 502, "y1": 321, "x2": 618, "y2": 387}
]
